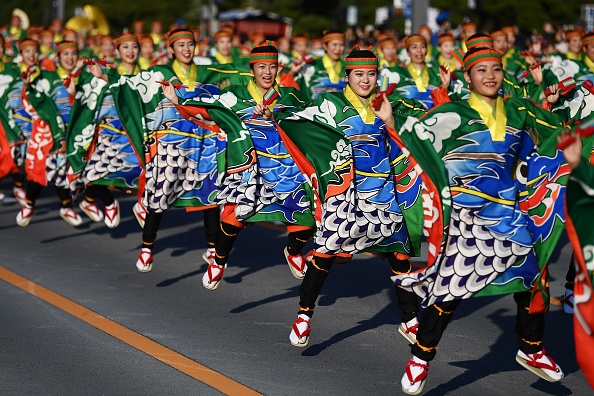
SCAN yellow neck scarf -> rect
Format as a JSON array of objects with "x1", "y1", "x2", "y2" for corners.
[
  {"x1": 322, "y1": 54, "x2": 343, "y2": 84},
  {"x1": 438, "y1": 55, "x2": 456, "y2": 71},
  {"x1": 407, "y1": 62, "x2": 429, "y2": 92},
  {"x1": 138, "y1": 56, "x2": 151, "y2": 70},
  {"x1": 56, "y1": 65, "x2": 69, "y2": 79},
  {"x1": 247, "y1": 79, "x2": 278, "y2": 112},
  {"x1": 585, "y1": 55, "x2": 594, "y2": 73},
  {"x1": 468, "y1": 91, "x2": 507, "y2": 142},
  {"x1": 0, "y1": 62, "x2": 4, "y2": 74},
  {"x1": 117, "y1": 62, "x2": 140, "y2": 76},
  {"x1": 215, "y1": 51, "x2": 232, "y2": 64},
  {"x1": 425, "y1": 44, "x2": 433, "y2": 63},
  {"x1": 344, "y1": 84, "x2": 376, "y2": 125},
  {"x1": 566, "y1": 51, "x2": 583, "y2": 61},
  {"x1": 20, "y1": 63, "x2": 41, "y2": 82},
  {"x1": 379, "y1": 57, "x2": 396, "y2": 68},
  {"x1": 172, "y1": 60, "x2": 197, "y2": 92}
]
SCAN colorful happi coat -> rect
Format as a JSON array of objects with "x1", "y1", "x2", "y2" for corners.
[
  {"x1": 66, "y1": 66, "x2": 144, "y2": 192},
  {"x1": 380, "y1": 63, "x2": 441, "y2": 109},
  {"x1": 8, "y1": 67, "x2": 71, "y2": 187},
  {"x1": 275, "y1": 87, "x2": 434, "y2": 257},
  {"x1": 0, "y1": 62, "x2": 22, "y2": 178},
  {"x1": 176, "y1": 80, "x2": 315, "y2": 227},
  {"x1": 565, "y1": 154, "x2": 594, "y2": 389},
  {"x1": 107, "y1": 61, "x2": 252, "y2": 212},
  {"x1": 293, "y1": 55, "x2": 346, "y2": 100},
  {"x1": 393, "y1": 94, "x2": 570, "y2": 312}
]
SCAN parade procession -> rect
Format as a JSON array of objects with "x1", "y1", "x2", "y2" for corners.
[{"x1": 0, "y1": 1, "x2": 593, "y2": 394}]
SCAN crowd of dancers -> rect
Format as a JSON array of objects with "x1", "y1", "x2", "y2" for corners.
[{"x1": 1, "y1": 8, "x2": 594, "y2": 394}]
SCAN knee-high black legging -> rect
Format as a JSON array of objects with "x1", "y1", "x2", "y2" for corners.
[
  {"x1": 411, "y1": 291, "x2": 545, "y2": 361},
  {"x1": 25, "y1": 181, "x2": 72, "y2": 208}
]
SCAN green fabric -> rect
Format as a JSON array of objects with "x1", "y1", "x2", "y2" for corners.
[{"x1": 65, "y1": 71, "x2": 110, "y2": 175}]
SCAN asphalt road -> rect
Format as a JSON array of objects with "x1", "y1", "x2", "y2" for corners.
[{"x1": 0, "y1": 182, "x2": 590, "y2": 395}]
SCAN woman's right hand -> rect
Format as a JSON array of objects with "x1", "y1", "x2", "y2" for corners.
[{"x1": 162, "y1": 83, "x2": 179, "y2": 105}]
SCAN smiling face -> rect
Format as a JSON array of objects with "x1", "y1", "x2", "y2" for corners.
[
  {"x1": 58, "y1": 48, "x2": 78, "y2": 71},
  {"x1": 251, "y1": 62, "x2": 278, "y2": 91},
  {"x1": 407, "y1": 42, "x2": 427, "y2": 66},
  {"x1": 381, "y1": 43, "x2": 397, "y2": 62},
  {"x1": 439, "y1": 41, "x2": 455, "y2": 58},
  {"x1": 141, "y1": 42, "x2": 154, "y2": 59},
  {"x1": 171, "y1": 38, "x2": 195, "y2": 65},
  {"x1": 21, "y1": 46, "x2": 39, "y2": 67},
  {"x1": 324, "y1": 39, "x2": 345, "y2": 62},
  {"x1": 346, "y1": 68, "x2": 378, "y2": 100},
  {"x1": 464, "y1": 60, "x2": 503, "y2": 105},
  {"x1": 215, "y1": 37, "x2": 232, "y2": 57},
  {"x1": 492, "y1": 36, "x2": 508, "y2": 54},
  {"x1": 100, "y1": 40, "x2": 115, "y2": 57},
  {"x1": 568, "y1": 36, "x2": 583, "y2": 54},
  {"x1": 117, "y1": 41, "x2": 140, "y2": 67}
]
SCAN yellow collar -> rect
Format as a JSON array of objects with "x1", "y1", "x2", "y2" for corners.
[
  {"x1": 468, "y1": 92, "x2": 507, "y2": 141},
  {"x1": 438, "y1": 55, "x2": 456, "y2": 71},
  {"x1": 138, "y1": 56, "x2": 151, "y2": 70},
  {"x1": 172, "y1": 60, "x2": 197, "y2": 92},
  {"x1": 425, "y1": 44, "x2": 433, "y2": 62},
  {"x1": 215, "y1": 51, "x2": 232, "y2": 64},
  {"x1": 247, "y1": 79, "x2": 278, "y2": 111},
  {"x1": 56, "y1": 65, "x2": 69, "y2": 79},
  {"x1": 407, "y1": 62, "x2": 429, "y2": 92},
  {"x1": 117, "y1": 62, "x2": 140, "y2": 76},
  {"x1": 344, "y1": 84, "x2": 376, "y2": 125},
  {"x1": 20, "y1": 63, "x2": 41, "y2": 82},
  {"x1": 566, "y1": 51, "x2": 583, "y2": 61},
  {"x1": 585, "y1": 55, "x2": 594, "y2": 73},
  {"x1": 379, "y1": 57, "x2": 396, "y2": 68},
  {"x1": 0, "y1": 62, "x2": 4, "y2": 73},
  {"x1": 322, "y1": 54, "x2": 343, "y2": 84}
]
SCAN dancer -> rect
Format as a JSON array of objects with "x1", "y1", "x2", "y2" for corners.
[
  {"x1": 381, "y1": 34, "x2": 440, "y2": 109},
  {"x1": 12, "y1": 38, "x2": 82, "y2": 227},
  {"x1": 165, "y1": 42, "x2": 316, "y2": 288},
  {"x1": 66, "y1": 33, "x2": 147, "y2": 228},
  {"x1": 106, "y1": 29, "x2": 252, "y2": 272},
  {"x1": 387, "y1": 47, "x2": 570, "y2": 394},
  {"x1": 292, "y1": 30, "x2": 346, "y2": 99},
  {"x1": 274, "y1": 46, "x2": 432, "y2": 347}
]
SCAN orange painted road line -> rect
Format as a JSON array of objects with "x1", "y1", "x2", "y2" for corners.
[{"x1": 0, "y1": 266, "x2": 262, "y2": 396}]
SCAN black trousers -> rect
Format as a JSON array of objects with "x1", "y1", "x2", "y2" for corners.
[
  {"x1": 297, "y1": 253, "x2": 419, "y2": 322},
  {"x1": 26, "y1": 181, "x2": 72, "y2": 208},
  {"x1": 411, "y1": 291, "x2": 545, "y2": 361},
  {"x1": 141, "y1": 207, "x2": 220, "y2": 250},
  {"x1": 214, "y1": 223, "x2": 313, "y2": 266},
  {"x1": 84, "y1": 185, "x2": 115, "y2": 206}
]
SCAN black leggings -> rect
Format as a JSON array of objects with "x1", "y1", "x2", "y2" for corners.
[
  {"x1": 84, "y1": 185, "x2": 115, "y2": 206},
  {"x1": 411, "y1": 291, "x2": 545, "y2": 361},
  {"x1": 25, "y1": 181, "x2": 72, "y2": 208},
  {"x1": 297, "y1": 253, "x2": 419, "y2": 322},
  {"x1": 387, "y1": 254, "x2": 419, "y2": 323},
  {"x1": 141, "y1": 207, "x2": 220, "y2": 251},
  {"x1": 214, "y1": 223, "x2": 313, "y2": 266}
]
